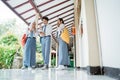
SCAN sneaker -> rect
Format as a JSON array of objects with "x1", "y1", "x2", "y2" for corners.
[
  {"x1": 31, "y1": 66, "x2": 36, "y2": 69},
  {"x1": 41, "y1": 64, "x2": 48, "y2": 70},
  {"x1": 21, "y1": 66, "x2": 27, "y2": 70},
  {"x1": 28, "y1": 67, "x2": 33, "y2": 70},
  {"x1": 56, "y1": 65, "x2": 66, "y2": 70}
]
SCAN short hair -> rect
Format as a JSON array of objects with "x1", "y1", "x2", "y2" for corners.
[
  {"x1": 58, "y1": 18, "x2": 64, "y2": 24},
  {"x1": 42, "y1": 16, "x2": 49, "y2": 21}
]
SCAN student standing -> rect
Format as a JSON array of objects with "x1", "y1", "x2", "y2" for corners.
[
  {"x1": 56, "y1": 18, "x2": 70, "y2": 70},
  {"x1": 22, "y1": 14, "x2": 39, "y2": 70},
  {"x1": 40, "y1": 16, "x2": 52, "y2": 69}
]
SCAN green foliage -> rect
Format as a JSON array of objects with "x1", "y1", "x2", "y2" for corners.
[
  {"x1": 51, "y1": 57, "x2": 56, "y2": 67},
  {"x1": 0, "y1": 34, "x2": 18, "y2": 46},
  {"x1": 0, "y1": 46, "x2": 16, "y2": 69},
  {"x1": 0, "y1": 18, "x2": 26, "y2": 69},
  {"x1": 36, "y1": 42, "x2": 42, "y2": 53},
  {"x1": 36, "y1": 60, "x2": 44, "y2": 64},
  {"x1": 0, "y1": 34, "x2": 20, "y2": 69}
]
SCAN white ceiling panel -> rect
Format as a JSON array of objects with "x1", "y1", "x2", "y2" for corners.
[
  {"x1": 2, "y1": 0, "x2": 74, "y2": 31},
  {"x1": 21, "y1": 9, "x2": 35, "y2": 19},
  {"x1": 7, "y1": 0, "x2": 28, "y2": 7},
  {"x1": 42, "y1": 5, "x2": 74, "y2": 18},
  {"x1": 15, "y1": 3, "x2": 33, "y2": 14},
  {"x1": 34, "y1": 0, "x2": 49, "y2": 6},
  {"x1": 38, "y1": 0, "x2": 67, "y2": 11}
]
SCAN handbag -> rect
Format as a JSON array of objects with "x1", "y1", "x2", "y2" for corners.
[
  {"x1": 21, "y1": 34, "x2": 27, "y2": 47},
  {"x1": 60, "y1": 27, "x2": 70, "y2": 44}
]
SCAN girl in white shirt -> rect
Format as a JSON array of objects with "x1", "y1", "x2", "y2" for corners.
[
  {"x1": 56, "y1": 18, "x2": 70, "y2": 70},
  {"x1": 22, "y1": 14, "x2": 39, "y2": 70}
]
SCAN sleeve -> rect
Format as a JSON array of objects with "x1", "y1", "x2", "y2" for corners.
[
  {"x1": 59, "y1": 24, "x2": 65, "y2": 31},
  {"x1": 49, "y1": 25, "x2": 52, "y2": 35}
]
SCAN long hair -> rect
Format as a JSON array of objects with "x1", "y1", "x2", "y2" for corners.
[{"x1": 29, "y1": 21, "x2": 36, "y2": 31}]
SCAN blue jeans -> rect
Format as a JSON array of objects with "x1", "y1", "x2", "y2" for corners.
[
  {"x1": 58, "y1": 37, "x2": 70, "y2": 65},
  {"x1": 23, "y1": 38, "x2": 36, "y2": 67},
  {"x1": 41, "y1": 36, "x2": 51, "y2": 65}
]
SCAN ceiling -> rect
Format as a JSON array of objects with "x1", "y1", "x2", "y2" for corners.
[{"x1": 1, "y1": 0, "x2": 74, "y2": 36}]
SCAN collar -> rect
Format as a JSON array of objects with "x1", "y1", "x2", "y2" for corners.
[{"x1": 44, "y1": 23, "x2": 49, "y2": 26}]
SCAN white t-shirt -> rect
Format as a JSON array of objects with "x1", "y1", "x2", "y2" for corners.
[
  {"x1": 57, "y1": 24, "x2": 65, "y2": 37},
  {"x1": 41, "y1": 24, "x2": 52, "y2": 36},
  {"x1": 26, "y1": 27, "x2": 38, "y2": 37}
]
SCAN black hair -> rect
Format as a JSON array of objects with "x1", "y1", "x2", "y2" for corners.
[
  {"x1": 58, "y1": 18, "x2": 64, "y2": 24},
  {"x1": 42, "y1": 16, "x2": 49, "y2": 21}
]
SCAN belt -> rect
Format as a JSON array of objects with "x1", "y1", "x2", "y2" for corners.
[
  {"x1": 42, "y1": 35, "x2": 51, "y2": 37},
  {"x1": 28, "y1": 37, "x2": 36, "y2": 39}
]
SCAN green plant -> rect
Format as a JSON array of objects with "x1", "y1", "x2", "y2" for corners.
[
  {"x1": 0, "y1": 34, "x2": 21, "y2": 69},
  {"x1": 36, "y1": 42, "x2": 42, "y2": 53},
  {"x1": 51, "y1": 57, "x2": 56, "y2": 67},
  {"x1": 0, "y1": 46, "x2": 16, "y2": 69},
  {"x1": 0, "y1": 34, "x2": 18, "y2": 46},
  {"x1": 36, "y1": 60, "x2": 44, "y2": 64}
]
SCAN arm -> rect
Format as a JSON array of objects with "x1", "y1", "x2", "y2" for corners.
[
  {"x1": 39, "y1": 26, "x2": 45, "y2": 36},
  {"x1": 35, "y1": 13, "x2": 39, "y2": 28},
  {"x1": 52, "y1": 34, "x2": 58, "y2": 43},
  {"x1": 30, "y1": 13, "x2": 39, "y2": 32}
]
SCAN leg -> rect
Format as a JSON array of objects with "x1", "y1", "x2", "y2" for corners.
[
  {"x1": 41, "y1": 37, "x2": 51, "y2": 70},
  {"x1": 27, "y1": 39, "x2": 32, "y2": 67},
  {"x1": 44, "y1": 37, "x2": 51, "y2": 65},
  {"x1": 58, "y1": 38, "x2": 70, "y2": 65},
  {"x1": 41, "y1": 37, "x2": 45, "y2": 64},
  {"x1": 23, "y1": 38, "x2": 31, "y2": 67},
  {"x1": 30, "y1": 38, "x2": 36, "y2": 67}
]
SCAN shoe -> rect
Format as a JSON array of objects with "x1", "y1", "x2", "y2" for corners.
[
  {"x1": 41, "y1": 64, "x2": 48, "y2": 70},
  {"x1": 56, "y1": 65, "x2": 66, "y2": 70},
  {"x1": 38, "y1": 64, "x2": 44, "y2": 68},
  {"x1": 31, "y1": 66, "x2": 36, "y2": 69},
  {"x1": 21, "y1": 66, "x2": 27, "y2": 69},
  {"x1": 28, "y1": 67, "x2": 33, "y2": 70}
]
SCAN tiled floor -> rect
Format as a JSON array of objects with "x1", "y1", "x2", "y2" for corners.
[{"x1": 0, "y1": 68, "x2": 116, "y2": 80}]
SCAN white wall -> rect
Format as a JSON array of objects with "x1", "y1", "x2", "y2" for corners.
[{"x1": 95, "y1": 0, "x2": 120, "y2": 68}]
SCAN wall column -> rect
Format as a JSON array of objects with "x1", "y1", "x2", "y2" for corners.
[
  {"x1": 74, "y1": 0, "x2": 81, "y2": 67},
  {"x1": 84, "y1": 0, "x2": 101, "y2": 74}
]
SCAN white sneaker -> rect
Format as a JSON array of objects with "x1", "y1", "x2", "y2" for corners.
[
  {"x1": 28, "y1": 67, "x2": 32, "y2": 70},
  {"x1": 56, "y1": 65, "x2": 66, "y2": 70},
  {"x1": 21, "y1": 66, "x2": 27, "y2": 70}
]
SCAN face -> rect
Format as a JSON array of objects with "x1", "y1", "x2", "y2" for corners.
[
  {"x1": 43, "y1": 19, "x2": 48, "y2": 25},
  {"x1": 57, "y1": 19, "x2": 61, "y2": 26}
]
